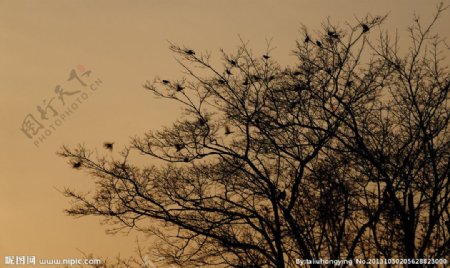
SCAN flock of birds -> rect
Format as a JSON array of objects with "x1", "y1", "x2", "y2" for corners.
[
  {"x1": 70, "y1": 125, "x2": 236, "y2": 170},
  {"x1": 305, "y1": 23, "x2": 370, "y2": 47},
  {"x1": 70, "y1": 121, "x2": 235, "y2": 170},
  {"x1": 159, "y1": 23, "x2": 371, "y2": 91},
  {"x1": 72, "y1": 24, "x2": 371, "y2": 171},
  {"x1": 72, "y1": 142, "x2": 114, "y2": 169}
]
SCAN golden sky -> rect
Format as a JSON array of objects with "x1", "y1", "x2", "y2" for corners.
[{"x1": 1, "y1": 0, "x2": 448, "y2": 264}]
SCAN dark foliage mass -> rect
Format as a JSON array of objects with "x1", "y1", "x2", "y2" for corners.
[{"x1": 59, "y1": 5, "x2": 449, "y2": 268}]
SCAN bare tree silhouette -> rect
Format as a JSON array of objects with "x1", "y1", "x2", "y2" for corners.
[{"x1": 59, "y1": 5, "x2": 449, "y2": 268}]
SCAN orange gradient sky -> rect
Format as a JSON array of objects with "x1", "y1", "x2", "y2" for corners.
[{"x1": 1, "y1": 0, "x2": 449, "y2": 264}]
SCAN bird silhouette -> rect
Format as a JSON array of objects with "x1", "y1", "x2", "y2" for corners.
[
  {"x1": 327, "y1": 30, "x2": 339, "y2": 39},
  {"x1": 218, "y1": 79, "x2": 226, "y2": 84},
  {"x1": 224, "y1": 125, "x2": 233, "y2": 135},
  {"x1": 263, "y1": 54, "x2": 270, "y2": 60},
  {"x1": 229, "y1": 59, "x2": 237, "y2": 66},
  {"x1": 225, "y1": 69, "x2": 232, "y2": 75},
  {"x1": 304, "y1": 35, "x2": 310, "y2": 43},
  {"x1": 316, "y1": 41, "x2": 322, "y2": 47},
  {"x1": 183, "y1": 157, "x2": 189, "y2": 162},
  {"x1": 175, "y1": 143, "x2": 185, "y2": 152},
  {"x1": 176, "y1": 84, "x2": 184, "y2": 91},
  {"x1": 362, "y1": 24, "x2": 370, "y2": 33},
  {"x1": 104, "y1": 142, "x2": 114, "y2": 151},
  {"x1": 198, "y1": 117, "x2": 207, "y2": 126},
  {"x1": 72, "y1": 161, "x2": 82, "y2": 169},
  {"x1": 162, "y1": 80, "x2": 170, "y2": 84},
  {"x1": 242, "y1": 78, "x2": 249, "y2": 86},
  {"x1": 185, "y1": 49, "x2": 195, "y2": 55}
]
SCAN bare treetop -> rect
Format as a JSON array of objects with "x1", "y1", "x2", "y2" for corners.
[{"x1": 59, "y1": 5, "x2": 449, "y2": 267}]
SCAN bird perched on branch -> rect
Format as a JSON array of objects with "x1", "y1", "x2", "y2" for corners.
[
  {"x1": 104, "y1": 142, "x2": 114, "y2": 151},
  {"x1": 304, "y1": 35, "x2": 310, "y2": 43},
  {"x1": 198, "y1": 117, "x2": 207, "y2": 126},
  {"x1": 176, "y1": 84, "x2": 184, "y2": 91},
  {"x1": 327, "y1": 30, "x2": 339, "y2": 39},
  {"x1": 316, "y1": 40, "x2": 322, "y2": 47},
  {"x1": 362, "y1": 23, "x2": 370, "y2": 33},
  {"x1": 263, "y1": 54, "x2": 270, "y2": 60},
  {"x1": 162, "y1": 80, "x2": 170, "y2": 84},
  {"x1": 72, "y1": 161, "x2": 82, "y2": 169},
  {"x1": 175, "y1": 143, "x2": 185, "y2": 152},
  {"x1": 185, "y1": 49, "x2": 195, "y2": 55}
]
